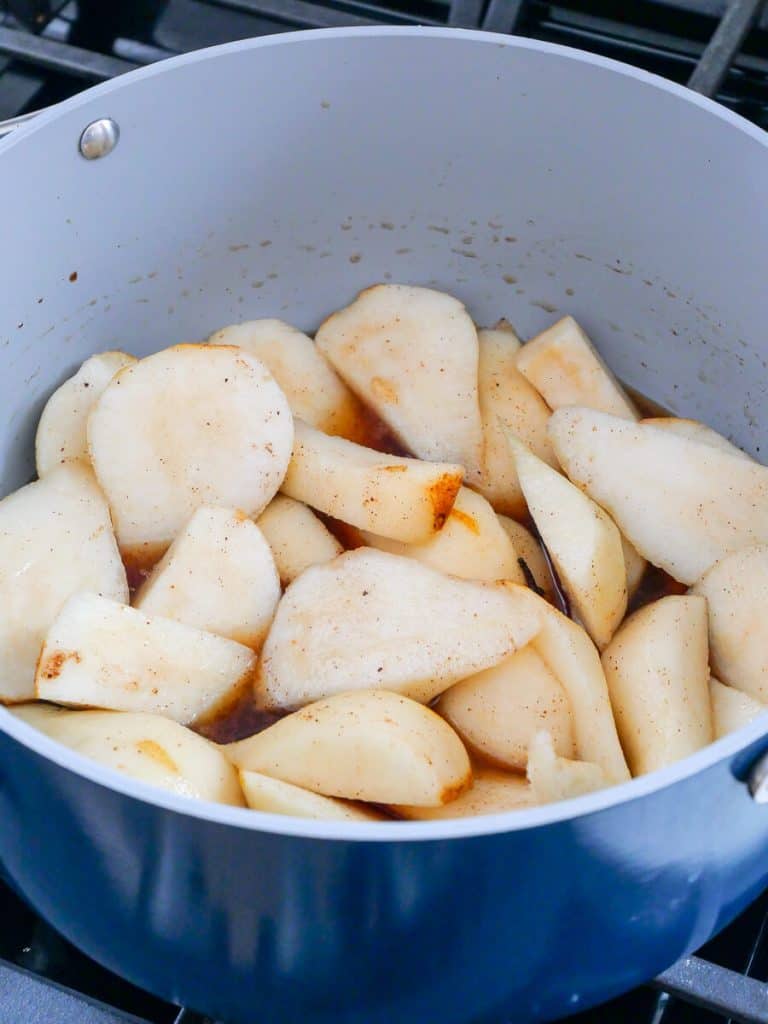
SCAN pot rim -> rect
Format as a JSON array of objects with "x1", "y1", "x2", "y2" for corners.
[{"x1": 1, "y1": 25, "x2": 767, "y2": 842}]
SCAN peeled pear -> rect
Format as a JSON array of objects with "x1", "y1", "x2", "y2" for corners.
[
  {"x1": 508, "y1": 433, "x2": 627, "y2": 649},
  {"x1": 515, "y1": 587, "x2": 630, "y2": 783},
  {"x1": 239, "y1": 770, "x2": 384, "y2": 820},
  {"x1": 622, "y1": 536, "x2": 647, "y2": 598},
  {"x1": 601, "y1": 595, "x2": 712, "y2": 775},
  {"x1": 36, "y1": 351, "x2": 136, "y2": 476},
  {"x1": 282, "y1": 420, "x2": 464, "y2": 543},
  {"x1": 497, "y1": 516, "x2": 554, "y2": 600},
  {"x1": 692, "y1": 544, "x2": 768, "y2": 702},
  {"x1": 474, "y1": 324, "x2": 556, "y2": 517},
  {"x1": 0, "y1": 463, "x2": 127, "y2": 704},
  {"x1": 36, "y1": 593, "x2": 256, "y2": 726},
  {"x1": 643, "y1": 417, "x2": 750, "y2": 460},
  {"x1": 208, "y1": 319, "x2": 368, "y2": 442},
  {"x1": 257, "y1": 495, "x2": 343, "y2": 586},
  {"x1": 87, "y1": 344, "x2": 293, "y2": 569},
  {"x1": 225, "y1": 689, "x2": 471, "y2": 806},
  {"x1": 12, "y1": 705, "x2": 243, "y2": 805},
  {"x1": 549, "y1": 407, "x2": 768, "y2": 584},
  {"x1": 134, "y1": 506, "x2": 280, "y2": 649},
  {"x1": 315, "y1": 284, "x2": 484, "y2": 478},
  {"x1": 256, "y1": 548, "x2": 541, "y2": 709},
  {"x1": 359, "y1": 486, "x2": 524, "y2": 583},
  {"x1": 710, "y1": 678, "x2": 766, "y2": 739},
  {"x1": 436, "y1": 646, "x2": 575, "y2": 771},
  {"x1": 393, "y1": 767, "x2": 536, "y2": 819},
  {"x1": 527, "y1": 731, "x2": 610, "y2": 803},
  {"x1": 516, "y1": 316, "x2": 637, "y2": 419}
]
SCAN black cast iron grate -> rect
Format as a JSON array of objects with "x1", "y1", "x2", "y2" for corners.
[{"x1": 0, "y1": 1, "x2": 768, "y2": 1021}]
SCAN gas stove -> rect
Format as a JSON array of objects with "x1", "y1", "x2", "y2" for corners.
[{"x1": 1, "y1": 2, "x2": 768, "y2": 1022}]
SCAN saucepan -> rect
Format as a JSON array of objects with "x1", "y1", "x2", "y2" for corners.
[{"x1": 0, "y1": 26, "x2": 767, "y2": 1024}]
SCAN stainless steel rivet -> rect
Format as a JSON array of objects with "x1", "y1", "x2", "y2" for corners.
[
  {"x1": 79, "y1": 117, "x2": 120, "y2": 160},
  {"x1": 748, "y1": 750, "x2": 768, "y2": 802}
]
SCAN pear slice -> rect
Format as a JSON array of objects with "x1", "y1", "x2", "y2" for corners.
[
  {"x1": 548, "y1": 407, "x2": 768, "y2": 584},
  {"x1": 392, "y1": 767, "x2": 536, "y2": 819},
  {"x1": 256, "y1": 548, "x2": 541, "y2": 710},
  {"x1": 474, "y1": 324, "x2": 557, "y2": 518},
  {"x1": 710, "y1": 678, "x2": 767, "y2": 738},
  {"x1": 601, "y1": 595, "x2": 712, "y2": 775},
  {"x1": 527, "y1": 731, "x2": 609, "y2": 803},
  {"x1": 516, "y1": 316, "x2": 637, "y2": 419},
  {"x1": 692, "y1": 544, "x2": 768, "y2": 702},
  {"x1": 36, "y1": 351, "x2": 137, "y2": 476},
  {"x1": 642, "y1": 417, "x2": 750, "y2": 460},
  {"x1": 435, "y1": 646, "x2": 574, "y2": 771},
  {"x1": 133, "y1": 506, "x2": 280, "y2": 649},
  {"x1": 36, "y1": 593, "x2": 256, "y2": 726},
  {"x1": 12, "y1": 705, "x2": 243, "y2": 805},
  {"x1": 87, "y1": 344, "x2": 293, "y2": 570},
  {"x1": 282, "y1": 419, "x2": 463, "y2": 543},
  {"x1": 208, "y1": 319, "x2": 368, "y2": 442},
  {"x1": 497, "y1": 516, "x2": 554, "y2": 600},
  {"x1": 515, "y1": 587, "x2": 630, "y2": 783},
  {"x1": 358, "y1": 486, "x2": 524, "y2": 583},
  {"x1": 622, "y1": 536, "x2": 647, "y2": 598},
  {"x1": 257, "y1": 495, "x2": 343, "y2": 586},
  {"x1": 507, "y1": 433, "x2": 627, "y2": 649},
  {"x1": 0, "y1": 464, "x2": 127, "y2": 704},
  {"x1": 238, "y1": 770, "x2": 384, "y2": 821},
  {"x1": 315, "y1": 284, "x2": 484, "y2": 478},
  {"x1": 225, "y1": 689, "x2": 471, "y2": 806}
]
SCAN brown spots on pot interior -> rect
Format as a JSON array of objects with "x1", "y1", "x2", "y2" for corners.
[
  {"x1": 428, "y1": 225, "x2": 450, "y2": 234},
  {"x1": 531, "y1": 300, "x2": 558, "y2": 313},
  {"x1": 229, "y1": 244, "x2": 249, "y2": 253},
  {"x1": 260, "y1": 240, "x2": 272, "y2": 248},
  {"x1": 320, "y1": 99, "x2": 330, "y2": 109},
  {"x1": 502, "y1": 274, "x2": 517, "y2": 285},
  {"x1": 349, "y1": 254, "x2": 362, "y2": 264},
  {"x1": 451, "y1": 249, "x2": 477, "y2": 259},
  {"x1": 68, "y1": 271, "x2": 78, "y2": 282}
]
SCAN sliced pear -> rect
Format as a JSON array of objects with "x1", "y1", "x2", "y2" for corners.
[
  {"x1": 256, "y1": 548, "x2": 541, "y2": 709},
  {"x1": 527, "y1": 731, "x2": 609, "y2": 803},
  {"x1": 497, "y1": 516, "x2": 554, "y2": 600},
  {"x1": 601, "y1": 595, "x2": 712, "y2": 775},
  {"x1": 435, "y1": 646, "x2": 574, "y2": 771},
  {"x1": 225, "y1": 689, "x2": 471, "y2": 806},
  {"x1": 281, "y1": 419, "x2": 463, "y2": 543},
  {"x1": 643, "y1": 417, "x2": 750, "y2": 460},
  {"x1": 239, "y1": 770, "x2": 384, "y2": 821},
  {"x1": 710, "y1": 678, "x2": 767, "y2": 738},
  {"x1": 36, "y1": 593, "x2": 256, "y2": 726},
  {"x1": 36, "y1": 351, "x2": 137, "y2": 476},
  {"x1": 692, "y1": 544, "x2": 768, "y2": 702},
  {"x1": 208, "y1": 319, "x2": 368, "y2": 442},
  {"x1": 474, "y1": 324, "x2": 557, "y2": 518},
  {"x1": 12, "y1": 705, "x2": 243, "y2": 804},
  {"x1": 515, "y1": 587, "x2": 630, "y2": 783},
  {"x1": 622, "y1": 536, "x2": 647, "y2": 599},
  {"x1": 358, "y1": 486, "x2": 524, "y2": 583},
  {"x1": 549, "y1": 407, "x2": 768, "y2": 584},
  {"x1": 87, "y1": 344, "x2": 293, "y2": 569},
  {"x1": 257, "y1": 495, "x2": 343, "y2": 586},
  {"x1": 393, "y1": 768, "x2": 536, "y2": 819},
  {"x1": 507, "y1": 433, "x2": 627, "y2": 649},
  {"x1": 0, "y1": 464, "x2": 127, "y2": 704},
  {"x1": 516, "y1": 316, "x2": 637, "y2": 419},
  {"x1": 315, "y1": 284, "x2": 484, "y2": 478},
  {"x1": 133, "y1": 506, "x2": 280, "y2": 649}
]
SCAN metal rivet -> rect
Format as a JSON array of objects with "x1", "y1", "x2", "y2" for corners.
[
  {"x1": 748, "y1": 750, "x2": 768, "y2": 802},
  {"x1": 79, "y1": 118, "x2": 120, "y2": 160}
]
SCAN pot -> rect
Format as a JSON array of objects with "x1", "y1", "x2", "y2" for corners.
[{"x1": 1, "y1": 26, "x2": 767, "y2": 1024}]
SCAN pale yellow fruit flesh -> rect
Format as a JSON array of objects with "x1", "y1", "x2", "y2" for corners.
[
  {"x1": 239, "y1": 770, "x2": 384, "y2": 820},
  {"x1": 257, "y1": 495, "x2": 343, "y2": 586},
  {"x1": 392, "y1": 767, "x2": 537, "y2": 819}
]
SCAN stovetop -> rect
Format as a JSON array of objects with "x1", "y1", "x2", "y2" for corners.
[{"x1": 1, "y1": 2, "x2": 768, "y2": 1022}]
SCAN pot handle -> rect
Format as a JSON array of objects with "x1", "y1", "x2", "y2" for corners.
[{"x1": 0, "y1": 109, "x2": 121, "y2": 159}]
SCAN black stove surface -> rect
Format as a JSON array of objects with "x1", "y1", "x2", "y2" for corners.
[{"x1": 1, "y1": 2, "x2": 768, "y2": 1022}]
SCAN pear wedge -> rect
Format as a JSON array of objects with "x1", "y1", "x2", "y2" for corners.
[
  {"x1": 238, "y1": 770, "x2": 384, "y2": 820},
  {"x1": 282, "y1": 419, "x2": 463, "y2": 543},
  {"x1": 709, "y1": 678, "x2": 766, "y2": 738},
  {"x1": 36, "y1": 351, "x2": 136, "y2": 475},
  {"x1": 516, "y1": 316, "x2": 637, "y2": 419},
  {"x1": 549, "y1": 407, "x2": 768, "y2": 584},
  {"x1": 36, "y1": 593, "x2": 256, "y2": 726},
  {"x1": 225, "y1": 689, "x2": 471, "y2": 806},
  {"x1": 257, "y1": 495, "x2": 343, "y2": 586},
  {"x1": 497, "y1": 516, "x2": 554, "y2": 600},
  {"x1": 642, "y1": 417, "x2": 749, "y2": 460},
  {"x1": 601, "y1": 595, "x2": 712, "y2": 775},
  {"x1": 315, "y1": 284, "x2": 484, "y2": 478},
  {"x1": 527, "y1": 731, "x2": 610, "y2": 802},
  {"x1": 392, "y1": 767, "x2": 536, "y2": 819},
  {"x1": 256, "y1": 548, "x2": 541, "y2": 709}
]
